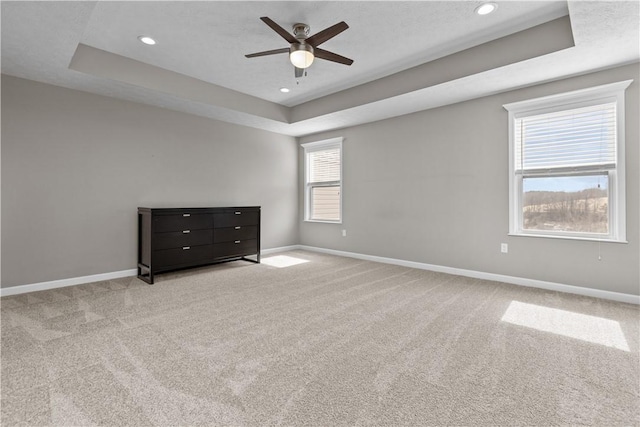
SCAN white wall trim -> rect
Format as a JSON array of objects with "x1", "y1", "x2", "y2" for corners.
[
  {"x1": 502, "y1": 79, "x2": 633, "y2": 113},
  {"x1": 0, "y1": 269, "x2": 138, "y2": 297},
  {"x1": 2, "y1": 244, "x2": 637, "y2": 305},
  {"x1": 298, "y1": 245, "x2": 640, "y2": 305}
]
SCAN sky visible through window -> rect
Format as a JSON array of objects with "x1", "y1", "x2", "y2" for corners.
[{"x1": 523, "y1": 175, "x2": 608, "y2": 192}]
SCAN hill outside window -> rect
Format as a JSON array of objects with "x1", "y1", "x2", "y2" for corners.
[
  {"x1": 504, "y1": 80, "x2": 631, "y2": 242},
  {"x1": 302, "y1": 137, "x2": 343, "y2": 223}
]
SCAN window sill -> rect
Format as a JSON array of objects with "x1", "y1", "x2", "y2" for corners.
[
  {"x1": 304, "y1": 219, "x2": 342, "y2": 224},
  {"x1": 508, "y1": 232, "x2": 628, "y2": 244}
]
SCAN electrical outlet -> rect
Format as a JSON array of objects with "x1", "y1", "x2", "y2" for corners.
[
  {"x1": 501, "y1": 243, "x2": 508, "y2": 253},
  {"x1": 342, "y1": 229, "x2": 347, "y2": 237}
]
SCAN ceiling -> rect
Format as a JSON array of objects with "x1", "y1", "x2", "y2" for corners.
[{"x1": 2, "y1": 1, "x2": 639, "y2": 137}]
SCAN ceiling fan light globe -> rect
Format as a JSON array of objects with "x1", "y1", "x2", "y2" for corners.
[
  {"x1": 290, "y1": 44, "x2": 315, "y2": 69},
  {"x1": 290, "y1": 51, "x2": 314, "y2": 68}
]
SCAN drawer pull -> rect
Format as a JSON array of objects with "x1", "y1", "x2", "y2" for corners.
[
  {"x1": 183, "y1": 213, "x2": 191, "y2": 217},
  {"x1": 234, "y1": 240, "x2": 241, "y2": 244},
  {"x1": 235, "y1": 211, "x2": 241, "y2": 215},
  {"x1": 182, "y1": 230, "x2": 190, "y2": 234},
  {"x1": 235, "y1": 226, "x2": 241, "y2": 230},
  {"x1": 182, "y1": 246, "x2": 191, "y2": 250}
]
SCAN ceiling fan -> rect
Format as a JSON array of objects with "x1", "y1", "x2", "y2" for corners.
[{"x1": 245, "y1": 17, "x2": 354, "y2": 78}]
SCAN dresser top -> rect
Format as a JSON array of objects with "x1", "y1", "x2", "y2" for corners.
[{"x1": 138, "y1": 206, "x2": 260, "y2": 213}]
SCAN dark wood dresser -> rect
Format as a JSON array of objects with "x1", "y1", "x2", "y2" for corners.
[{"x1": 137, "y1": 206, "x2": 260, "y2": 284}]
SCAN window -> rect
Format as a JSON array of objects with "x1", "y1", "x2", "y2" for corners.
[
  {"x1": 302, "y1": 137, "x2": 342, "y2": 222},
  {"x1": 504, "y1": 80, "x2": 631, "y2": 242}
]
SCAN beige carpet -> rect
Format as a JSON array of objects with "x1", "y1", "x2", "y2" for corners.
[{"x1": 1, "y1": 250, "x2": 638, "y2": 426}]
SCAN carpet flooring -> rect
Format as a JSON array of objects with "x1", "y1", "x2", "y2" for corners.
[{"x1": 1, "y1": 250, "x2": 638, "y2": 426}]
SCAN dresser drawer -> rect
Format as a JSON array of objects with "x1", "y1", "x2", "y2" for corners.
[
  {"x1": 153, "y1": 213, "x2": 213, "y2": 232},
  {"x1": 214, "y1": 211, "x2": 259, "y2": 228},
  {"x1": 153, "y1": 245, "x2": 213, "y2": 268},
  {"x1": 213, "y1": 239, "x2": 258, "y2": 259},
  {"x1": 213, "y1": 226, "x2": 258, "y2": 243},
  {"x1": 153, "y1": 229, "x2": 213, "y2": 250}
]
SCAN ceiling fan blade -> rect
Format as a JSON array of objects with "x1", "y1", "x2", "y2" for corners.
[
  {"x1": 306, "y1": 21, "x2": 349, "y2": 47},
  {"x1": 245, "y1": 47, "x2": 290, "y2": 58},
  {"x1": 260, "y1": 17, "x2": 297, "y2": 44},
  {"x1": 295, "y1": 67, "x2": 304, "y2": 78},
  {"x1": 314, "y1": 48, "x2": 354, "y2": 66}
]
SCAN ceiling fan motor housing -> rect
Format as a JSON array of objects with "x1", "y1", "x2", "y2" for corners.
[
  {"x1": 291, "y1": 23, "x2": 313, "y2": 69},
  {"x1": 292, "y1": 23, "x2": 310, "y2": 39}
]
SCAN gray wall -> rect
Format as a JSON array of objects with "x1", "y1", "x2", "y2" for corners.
[
  {"x1": 2, "y1": 76, "x2": 299, "y2": 288},
  {"x1": 300, "y1": 63, "x2": 640, "y2": 296},
  {"x1": 3, "y1": 64, "x2": 639, "y2": 295}
]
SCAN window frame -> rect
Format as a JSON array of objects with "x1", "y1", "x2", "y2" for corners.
[
  {"x1": 302, "y1": 137, "x2": 343, "y2": 223},
  {"x1": 503, "y1": 80, "x2": 632, "y2": 243}
]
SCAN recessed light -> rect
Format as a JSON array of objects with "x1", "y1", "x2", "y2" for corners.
[
  {"x1": 138, "y1": 35, "x2": 156, "y2": 45},
  {"x1": 280, "y1": 87, "x2": 290, "y2": 93},
  {"x1": 475, "y1": 2, "x2": 497, "y2": 15}
]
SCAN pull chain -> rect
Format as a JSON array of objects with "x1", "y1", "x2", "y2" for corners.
[{"x1": 598, "y1": 241, "x2": 602, "y2": 261}]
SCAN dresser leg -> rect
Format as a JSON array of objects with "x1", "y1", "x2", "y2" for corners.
[
  {"x1": 137, "y1": 264, "x2": 154, "y2": 284},
  {"x1": 241, "y1": 254, "x2": 260, "y2": 264}
]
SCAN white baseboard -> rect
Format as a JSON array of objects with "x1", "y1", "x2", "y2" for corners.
[
  {"x1": 0, "y1": 269, "x2": 138, "y2": 297},
  {"x1": 297, "y1": 245, "x2": 640, "y2": 305},
  {"x1": 0, "y1": 245, "x2": 301, "y2": 297},
  {"x1": 261, "y1": 245, "x2": 301, "y2": 255},
  {"x1": 3, "y1": 245, "x2": 637, "y2": 305}
]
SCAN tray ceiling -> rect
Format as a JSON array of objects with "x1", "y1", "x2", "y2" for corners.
[{"x1": 2, "y1": 1, "x2": 638, "y2": 137}]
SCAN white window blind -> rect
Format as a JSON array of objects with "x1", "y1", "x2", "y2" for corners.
[
  {"x1": 309, "y1": 148, "x2": 341, "y2": 183},
  {"x1": 515, "y1": 102, "x2": 617, "y2": 173}
]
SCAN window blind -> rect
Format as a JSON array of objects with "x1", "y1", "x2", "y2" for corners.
[
  {"x1": 515, "y1": 102, "x2": 617, "y2": 173},
  {"x1": 309, "y1": 148, "x2": 341, "y2": 183}
]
